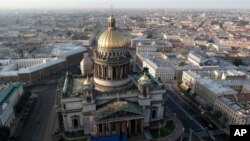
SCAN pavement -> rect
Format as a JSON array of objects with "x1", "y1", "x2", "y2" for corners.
[
  {"x1": 18, "y1": 84, "x2": 58, "y2": 141},
  {"x1": 163, "y1": 107, "x2": 184, "y2": 141}
]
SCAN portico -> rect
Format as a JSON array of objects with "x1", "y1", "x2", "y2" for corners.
[{"x1": 93, "y1": 101, "x2": 144, "y2": 136}]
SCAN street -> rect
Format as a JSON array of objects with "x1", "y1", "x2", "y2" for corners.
[
  {"x1": 18, "y1": 84, "x2": 58, "y2": 141},
  {"x1": 165, "y1": 83, "x2": 229, "y2": 141}
]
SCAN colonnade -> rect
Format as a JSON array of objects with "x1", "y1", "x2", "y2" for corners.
[
  {"x1": 94, "y1": 63, "x2": 129, "y2": 80},
  {"x1": 96, "y1": 119, "x2": 143, "y2": 136}
]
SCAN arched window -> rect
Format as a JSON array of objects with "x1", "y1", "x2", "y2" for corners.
[{"x1": 71, "y1": 115, "x2": 80, "y2": 128}]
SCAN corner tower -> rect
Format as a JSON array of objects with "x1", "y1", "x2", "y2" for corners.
[{"x1": 93, "y1": 15, "x2": 131, "y2": 92}]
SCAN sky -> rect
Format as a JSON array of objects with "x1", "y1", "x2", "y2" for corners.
[{"x1": 0, "y1": 0, "x2": 249, "y2": 9}]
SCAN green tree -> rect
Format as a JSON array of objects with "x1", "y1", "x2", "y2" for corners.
[
  {"x1": 178, "y1": 61, "x2": 187, "y2": 66},
  {"x1": 0, "y1": 126, "x2": 10, "y2": 141},
  {"x1": 206, "y1": 106, "x2": 213, "y2": 112},
  {"x1": 233, "y1": 59, "x2": 244, "y2": 66},
  {"x1": 178, "y1": 80, "x2": 182, "y2": 85},
  {"x1": 213, "y1": 111, "x2": 222, "y2": 119},
  {"x1": 223, "y1": 116, "x2": 229, "y2": 124}
]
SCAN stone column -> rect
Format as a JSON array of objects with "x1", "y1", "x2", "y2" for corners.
[
  {"x1": 108, "y1": 67, "x2": 111, "y2": 80},
  {"x1": 97, "y1": 124, "x2": 99, "y2": 135},
  {"x1": 135, "y1": 119, "x2": 138, "y2": 135},
  {"x1": 101, "y1": 65, "x2": 104, "y2": 79},
  {"x1": 111, "y1": 66, "x2": 113, "y2": 80},
  {"x1": 123, "y1": 65, "x2": 126, "y2": 78},
  {"x1": 96, "y1": 64, "x2": 99, "y2": 78},
  {"x1": 129, "y1": 120, "x2": 131, "y2": 135},
  {"x1": 140, "y1": 119, "x2": 143, "y2": 134},
  {"x1": 105, "y1": 66, "x2": 106, "y2": 79},
  {"x1": 94, "y1": 64, "x2": 96, "y2": 77},
  {"x1": 116, "y1": 66, "x2": 119, "y2": 80},
  {"x1": 113, "y1": 66, "x2": 116, "y2": 80},
  {"x1": 108, "y1": 122, "x2": 111, "y2": 133},
  {"x1": 103, "y1": 66, "x2": 105, "y2": 79},
  {"x1": 124, "y1": 65, "x2": 126, "y2": 76},
  {"x1": 127, "y1": 63, "x2": 130, "y2": 74},
  {"x1": 95, "y1": 64, "x2": 97, "y2": 77},
  {"x1": 119, "y1": 65, "x2": 123, "y2": 79},
  {"x1": 99, "y1": 65, "x2": 101, "y2": 78}
]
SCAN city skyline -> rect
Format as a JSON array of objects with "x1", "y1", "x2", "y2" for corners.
[{"x1": 1, "y1": 0, "x2": 250, "y2": 9}]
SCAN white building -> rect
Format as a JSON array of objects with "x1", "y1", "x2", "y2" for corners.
[
  {"x1": 188, "y1": 51, "x2": 218, "y2": 67},
  {"x1": 181, "y1": 69, "x2": 250, "y2": 126},
  {"x1": 214, "y1": 97, "x2": 250, "y2": 125},
  {"x1": 0, "y1": 45, "x2": 87, "y2": 83},
  {"x1": 195, "y1": 78, "x2": 237, "y2": 106},
  {"x1": 137, "y1": 52, "x2": 199, "y2": 81},
  {"x1": 0, "y1": 82, "x2": 23, "y2": 127}
]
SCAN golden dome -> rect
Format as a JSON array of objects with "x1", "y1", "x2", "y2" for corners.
[
  {"x1": 97, "y1": 16, "x2": 126, "y2": 48},
  {"x1": 83, "y1": 76, "x2": 92, "y2": 85},
  {"x1": 139, "y1": 72, "x2": 149, "y2": 81}
]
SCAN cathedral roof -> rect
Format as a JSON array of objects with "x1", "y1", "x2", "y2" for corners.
[
  {"x1": 97, "y1": 15, "x2": 126, "y2": 48},
  {"x1": 93, "y1": 101, "x2": 143, "y2": 121}
]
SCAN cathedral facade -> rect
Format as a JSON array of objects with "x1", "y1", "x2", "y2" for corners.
[{"x1": 58, "y1": 16, "x2": 166, "y2": 137}]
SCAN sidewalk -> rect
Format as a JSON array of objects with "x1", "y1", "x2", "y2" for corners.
[{"x1": 163, "y1": 107, "x2": 184, "y2": 141}]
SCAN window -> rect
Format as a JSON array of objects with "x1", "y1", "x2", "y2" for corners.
[
  {"x1": 151, "y1": 108, "x2": 158, "y2": 119},
  {"x1": 73, "y1": 119, "x2": 78, "y2": 128},
  {"x1": 71, "y1": 115, "x2": 80, "y2": 128}
]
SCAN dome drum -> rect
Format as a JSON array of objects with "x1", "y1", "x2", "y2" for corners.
[{"x1": 93, "y1": 15, "x2": 131, "y2": 91}]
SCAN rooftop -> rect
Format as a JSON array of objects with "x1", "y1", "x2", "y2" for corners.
[{"x1": 197, "y1": 78, "x2": 237, "y2": 96}]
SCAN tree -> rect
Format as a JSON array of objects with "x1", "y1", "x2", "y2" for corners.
[
  {"x1": 66, "y1": 31, "x2": 72, "y2": 36},
  {"x1": 223, "y1": 117, "x2": 229, "y2": 124},
  {"x1": 0, "y1": 126, "x2": 10, "y2": 141},
  {"x1": 178, "y1": 80, "x2": 182, "y2": 85},
  {"x1": 206, "y1": 106, "x2": 213, "y2": 112},
  {"x1": 233, "y1": 59, "x2": 244, "y2": 66},
  {"x1": 178, "y1": 61, "x2": 187, "y2": 66},
  {"x1": 213, "y1": 111, "x2": 222, "y2": 119}
]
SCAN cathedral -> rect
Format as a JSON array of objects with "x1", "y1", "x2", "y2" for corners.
[{"x1": 58, "y1": 15, "x2": 166, "y2": 138}]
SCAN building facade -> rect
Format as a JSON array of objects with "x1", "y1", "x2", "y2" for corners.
[
  {"x1": 58, "y1": 16, "x2": 166, "y2": 138},
  {"x1": 0, "y1": 82, "x2": 23, "y2": 127}
]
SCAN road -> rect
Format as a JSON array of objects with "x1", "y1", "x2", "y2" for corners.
[
  {"x1": 165, "y1": 83, "x2": 229, "y2": 141},
  {"x1": 19, "y1": 84, "x2": 58, "y2": 141}
]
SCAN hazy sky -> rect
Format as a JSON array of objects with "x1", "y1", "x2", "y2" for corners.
[{"x1": 1, "y1": 0, "x2": 249, "y2": 9}]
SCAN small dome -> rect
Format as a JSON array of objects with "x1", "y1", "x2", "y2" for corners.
[
  {"x1": 83, "y1": 76, "x2": 92, "y2": 85},
  {"x1": 139, "y1": 72, "x2": 149, "y2": 81},
  {"x1": 97, "y1": 16, "x2": 126, "y2": 48},
  {"x1": 138, "y1": 72, "x2": 151, "y2": 85}
]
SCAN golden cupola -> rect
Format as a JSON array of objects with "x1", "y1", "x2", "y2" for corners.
[
  {"x1": 83, "y1": 76, "x2": 92, "y2": 85},
  {"x1": 97, "y1": 15, "x2": 126, "y2": 48},
  {"x1": 138, "y1": 72, "x2": 151, "y2": 85}
]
